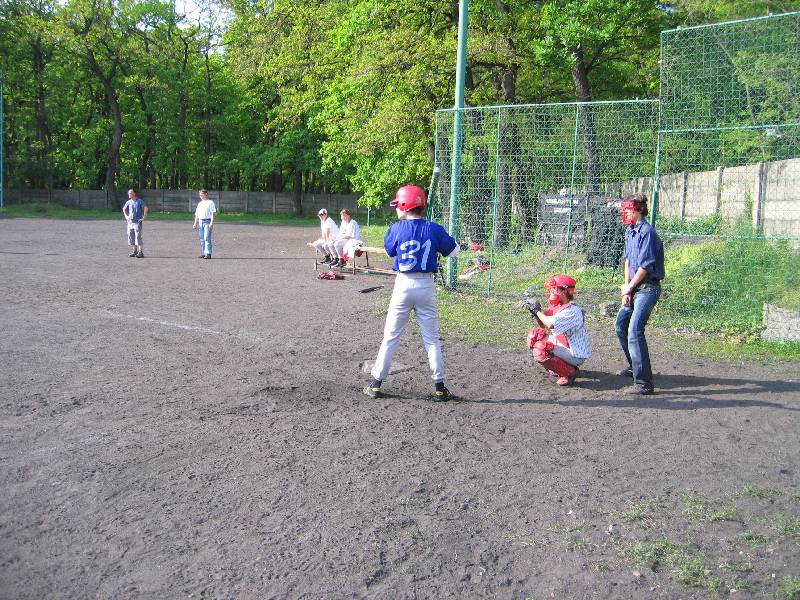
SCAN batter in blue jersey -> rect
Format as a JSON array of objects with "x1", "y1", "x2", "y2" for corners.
[{"x1": 363, "y1": 185, "x2": 460, "y2": 401}]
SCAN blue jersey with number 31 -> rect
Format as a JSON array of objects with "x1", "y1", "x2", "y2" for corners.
[{"x1": 384, "y1": 219, "x2": 457, "y2": 273}]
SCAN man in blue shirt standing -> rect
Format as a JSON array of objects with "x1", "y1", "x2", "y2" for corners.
[
  {"x1": 615, "y1": 193, "x2": 665, "y2": 395},
  {"x1": 122, "y1": 188, "x2": 148, "y2": 258}
]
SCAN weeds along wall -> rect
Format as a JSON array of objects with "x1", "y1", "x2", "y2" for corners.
[{"x1": 432, "y1": 12, "x2": 800, "y2": 337}]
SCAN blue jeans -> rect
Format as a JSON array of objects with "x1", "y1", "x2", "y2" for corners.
[
  {"x1": 615, "y1": 284, "x2": 661, "y2": 389},
  {"x1": 198, "y1": 220, "x2": 212, "y2": 256}
]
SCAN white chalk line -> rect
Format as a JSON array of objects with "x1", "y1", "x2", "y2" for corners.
[
  {"x1": 105, "y1": 311, "x2": 264, "y2": 343},
  {"x1": 127, "y1": 314, "x2": 224, "y2": 335}
]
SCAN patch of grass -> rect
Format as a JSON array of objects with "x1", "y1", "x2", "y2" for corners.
[
  {"x1": 0, "y1": 202, "x2": 320, "y2": 226},
  {"x1": 590, "y1": 559, "x2": 607, "y2": 572},
  {"x1": 742, "y1": 485, "x2": 783, "y2": 499},
  {"x1": 509, "y1": 534, "x2": 551, "y2": 548},
  {"x1": 776, "y1": 576, "x2": 800, "y2": 600},
  {"x1": 718, "y1": 559, "x2": 754, "y2": 573},
  {"x1": 1, "y1": 203, "x2": 121, "y2": 220},
  {"x1": 565, "y1": 536, "x2": 595, "y2": 552},
  {"x1": 771, "y1": 515, "x2": 800, "y2": 538},
  {"x1": 614, "y1": 498, "x2": 666, "y2": 528},
  {"x1": 728, "y1": 531, "x2": 770, "y2": 550},
  {"x1": 681, "y1": 492, "x2": 737, "y2": 522},
  {"x1": 665, "y1": 333, "x2": 800, "y2": 362},
  {"x1": 791, "y1": 490, "x2": 800, "y2": 502},
  {"x1": 730, "y1": 578, "x2": 754, "y2": 592},
  {"x1": 622, "y1": 537, "x2": 718, "y2": 591}
]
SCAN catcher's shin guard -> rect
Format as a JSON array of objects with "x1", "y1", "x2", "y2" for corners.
[
  {"x1": 532, "y1": 340, "x2": 577, "y2": 379},
  {"x1": 527, "y1": 328, "x2": 547, "y2": 349}
]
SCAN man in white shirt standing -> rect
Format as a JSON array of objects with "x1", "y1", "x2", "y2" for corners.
[
  {"x1": 332, "y1": 208, "x2": 362, "y2": 267},
  {"x1": 311, "y1": 208, "x2": 340, "y2": 264},
  {"x1": 192, "y1": 189, "x2": 217, "y2": 259}
]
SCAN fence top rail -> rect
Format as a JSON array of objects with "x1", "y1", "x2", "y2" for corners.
[
  {"x1": 661, "y1": 10, "x2": 800, "y2": 35},
  {"x1": 436, "y1": 98, "x2": 659, "y2": 114}
]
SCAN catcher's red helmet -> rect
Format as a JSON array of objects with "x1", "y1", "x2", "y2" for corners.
[
  {"x1": 390, "y1": 185, "x2": 426, "y2": 211},
  {"x1": 551, "y1": 274, "x2": 576, "y2": 290}
]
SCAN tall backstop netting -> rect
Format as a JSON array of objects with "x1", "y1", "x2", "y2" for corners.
[
  {"x1": 654, "y1": 13, "x2": 800, "y2": 334},
  {"x1": 433, "y1": 12, "x2": 800, "y2": 336},
  {"x1": 433, "y1": 100, "x2": 659, "y2": 298}
]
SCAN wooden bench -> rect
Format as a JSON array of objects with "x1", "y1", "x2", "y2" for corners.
[
  {"x1": 349, "y1": 245, "x2": 395, "y2": 275},
  {"x1": 310, "y1": 244, "x2": 395, "y2": 276}
]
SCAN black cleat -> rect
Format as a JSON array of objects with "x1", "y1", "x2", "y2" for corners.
[
  {"x1": 432, "y1": 387, "x2": 452, "y2": 402},
  {"x1": 129, "y1": 251, "x2": 137, "y2": 257},
  {"x1": 617, "y1": 367, "x2": 633, "y2": 378},
  {"x1": 321, "y1": 255, "x2": 333, "y2": 264},
  {"x1": 362, "y1": 385, "x2": 383, "y2": 399},
  {"x1": 136, "y1": 252, "x2": 144, "y2": 258}
]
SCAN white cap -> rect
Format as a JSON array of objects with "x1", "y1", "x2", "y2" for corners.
[{"x1": 318, "y1": 208, "x2": 327, "y2": 215}]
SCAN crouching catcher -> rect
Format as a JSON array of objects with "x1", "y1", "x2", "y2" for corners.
[{"x1": 522, "y1": 274, "x2": 592, "y2": 386}]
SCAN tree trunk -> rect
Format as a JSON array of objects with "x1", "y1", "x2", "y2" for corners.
[
  {"x1": 203, "y1": 49, "x2": 212, "y2": 190},
  {"x1": 32, "y1": 37, "x2": 52, "y2": 188},
  {"x1": 87, "y1": 52, "x2": 121, "y2": 206},
  {"x1": 570, "y1": 47, "x2": 600, "y2": 196},
  {"x1": 291, "y1": 170, "x2": 303, "y2": 216}
]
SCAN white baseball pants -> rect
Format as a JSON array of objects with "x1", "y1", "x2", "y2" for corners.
[{"x1": 371, "y1": 272, "x2": 445, "y2": 383}]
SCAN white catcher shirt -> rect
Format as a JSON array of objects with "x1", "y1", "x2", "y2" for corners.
[
  {"x1": 320, "y1": 216, "x2": 339, "y2": 239},
  {"x1": 551, "y1": 303, "x2": 592, "y2": 360},
  {"x1": 338, "y1": 218, "x2": 361, "y2": 241},
  {"x1": 195, "y1": 199, "x2": 217, "y2": 220}
]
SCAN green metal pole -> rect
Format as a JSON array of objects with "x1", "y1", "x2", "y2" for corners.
[
  {"x1": 564, "y1": 102, "x2": 581, "y2": 271},
  {"x1": 1, "y1": 71, "x2": 4, "y2": 209},
  {"x1": 447, "y1": 0, "x2": 468, "y2": 287},
  {"x1": 488, "y1": 106, "x2": 502, "y2": 296},
  {"x1": 650, "y1": 33, "x2": 665, "y2": 229}
]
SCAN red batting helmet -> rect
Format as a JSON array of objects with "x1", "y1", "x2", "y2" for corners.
[{"x1": 390, "y1": 185, "x2": 426, "y2": 211}]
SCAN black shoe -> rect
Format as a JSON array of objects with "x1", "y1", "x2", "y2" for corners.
[
  {"x1": 136, "y1": 252, "x2": 144, "y2": 258},
  {"x1": 321, "y1": 256, "x2": 333, "y2": 264},
  {"x1": 129, "y1": 251, "x2": 137, "y2": 257},
  {"x1": 432, "y1": 386, "x2": 452, "y2": 402},
  {"x1": 617, "y1": 367, "x2": 633, "y2": 377},
  {"x1": 363, "y1": 385, "x2": 383, "y2": 399},
  {"x1": 331, "y1": 258, "x2": 342, "y2": 267},
  {"x1": 199, "y1": 255, "x2": 206, "y2": 259},
  {"x1": 205, "y1": 255, "x2": 211, "y2": 259},
  {"x1": 626, "y1": 384, "x2": 654, "y2": 396}
]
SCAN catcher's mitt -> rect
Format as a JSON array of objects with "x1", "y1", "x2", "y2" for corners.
[{"x1": 318, "y1": 270, "x2": 343, "y2": 280}]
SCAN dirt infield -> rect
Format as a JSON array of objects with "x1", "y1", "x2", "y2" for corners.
[{"x1": 1, "y1": 218, "x2": 798, "y2": 599}]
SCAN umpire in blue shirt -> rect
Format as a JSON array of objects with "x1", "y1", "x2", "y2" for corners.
[{"x1": 616, "y1": 193, "x2": 665, "y2": 395}]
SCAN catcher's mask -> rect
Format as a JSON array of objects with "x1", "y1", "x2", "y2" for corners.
[
  {"x1": 620, "y1": 193, "x2": 647, "y2": 226},
  {"x1": 390, "y1": 185, "x2": 426, "y2": 211},
  {"x1": 546, "y1": 274, "x2": 576, "y2": 304}
]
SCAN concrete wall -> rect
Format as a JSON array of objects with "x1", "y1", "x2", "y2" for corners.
[
  {"x1": 762, "y1": 303, "x2": 800, "y2": 342},
  {"x1": 615, "y1": 156, "x2": 800, "y2": 238}
]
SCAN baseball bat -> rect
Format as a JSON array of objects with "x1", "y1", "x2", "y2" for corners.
[
  {"x1": 427, "y1": 166, "x2": 441, "y2": 205},
  {"x1": 359, "y1": 284, "x2": 385, "y2": 294}
]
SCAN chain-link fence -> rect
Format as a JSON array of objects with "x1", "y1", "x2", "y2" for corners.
[
  {"x1": 433, "y1": 100, "x2": 659, "y2": 304},
  {"x1": 433, "y1": 12, "x2": 800, "y2": 337}
]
